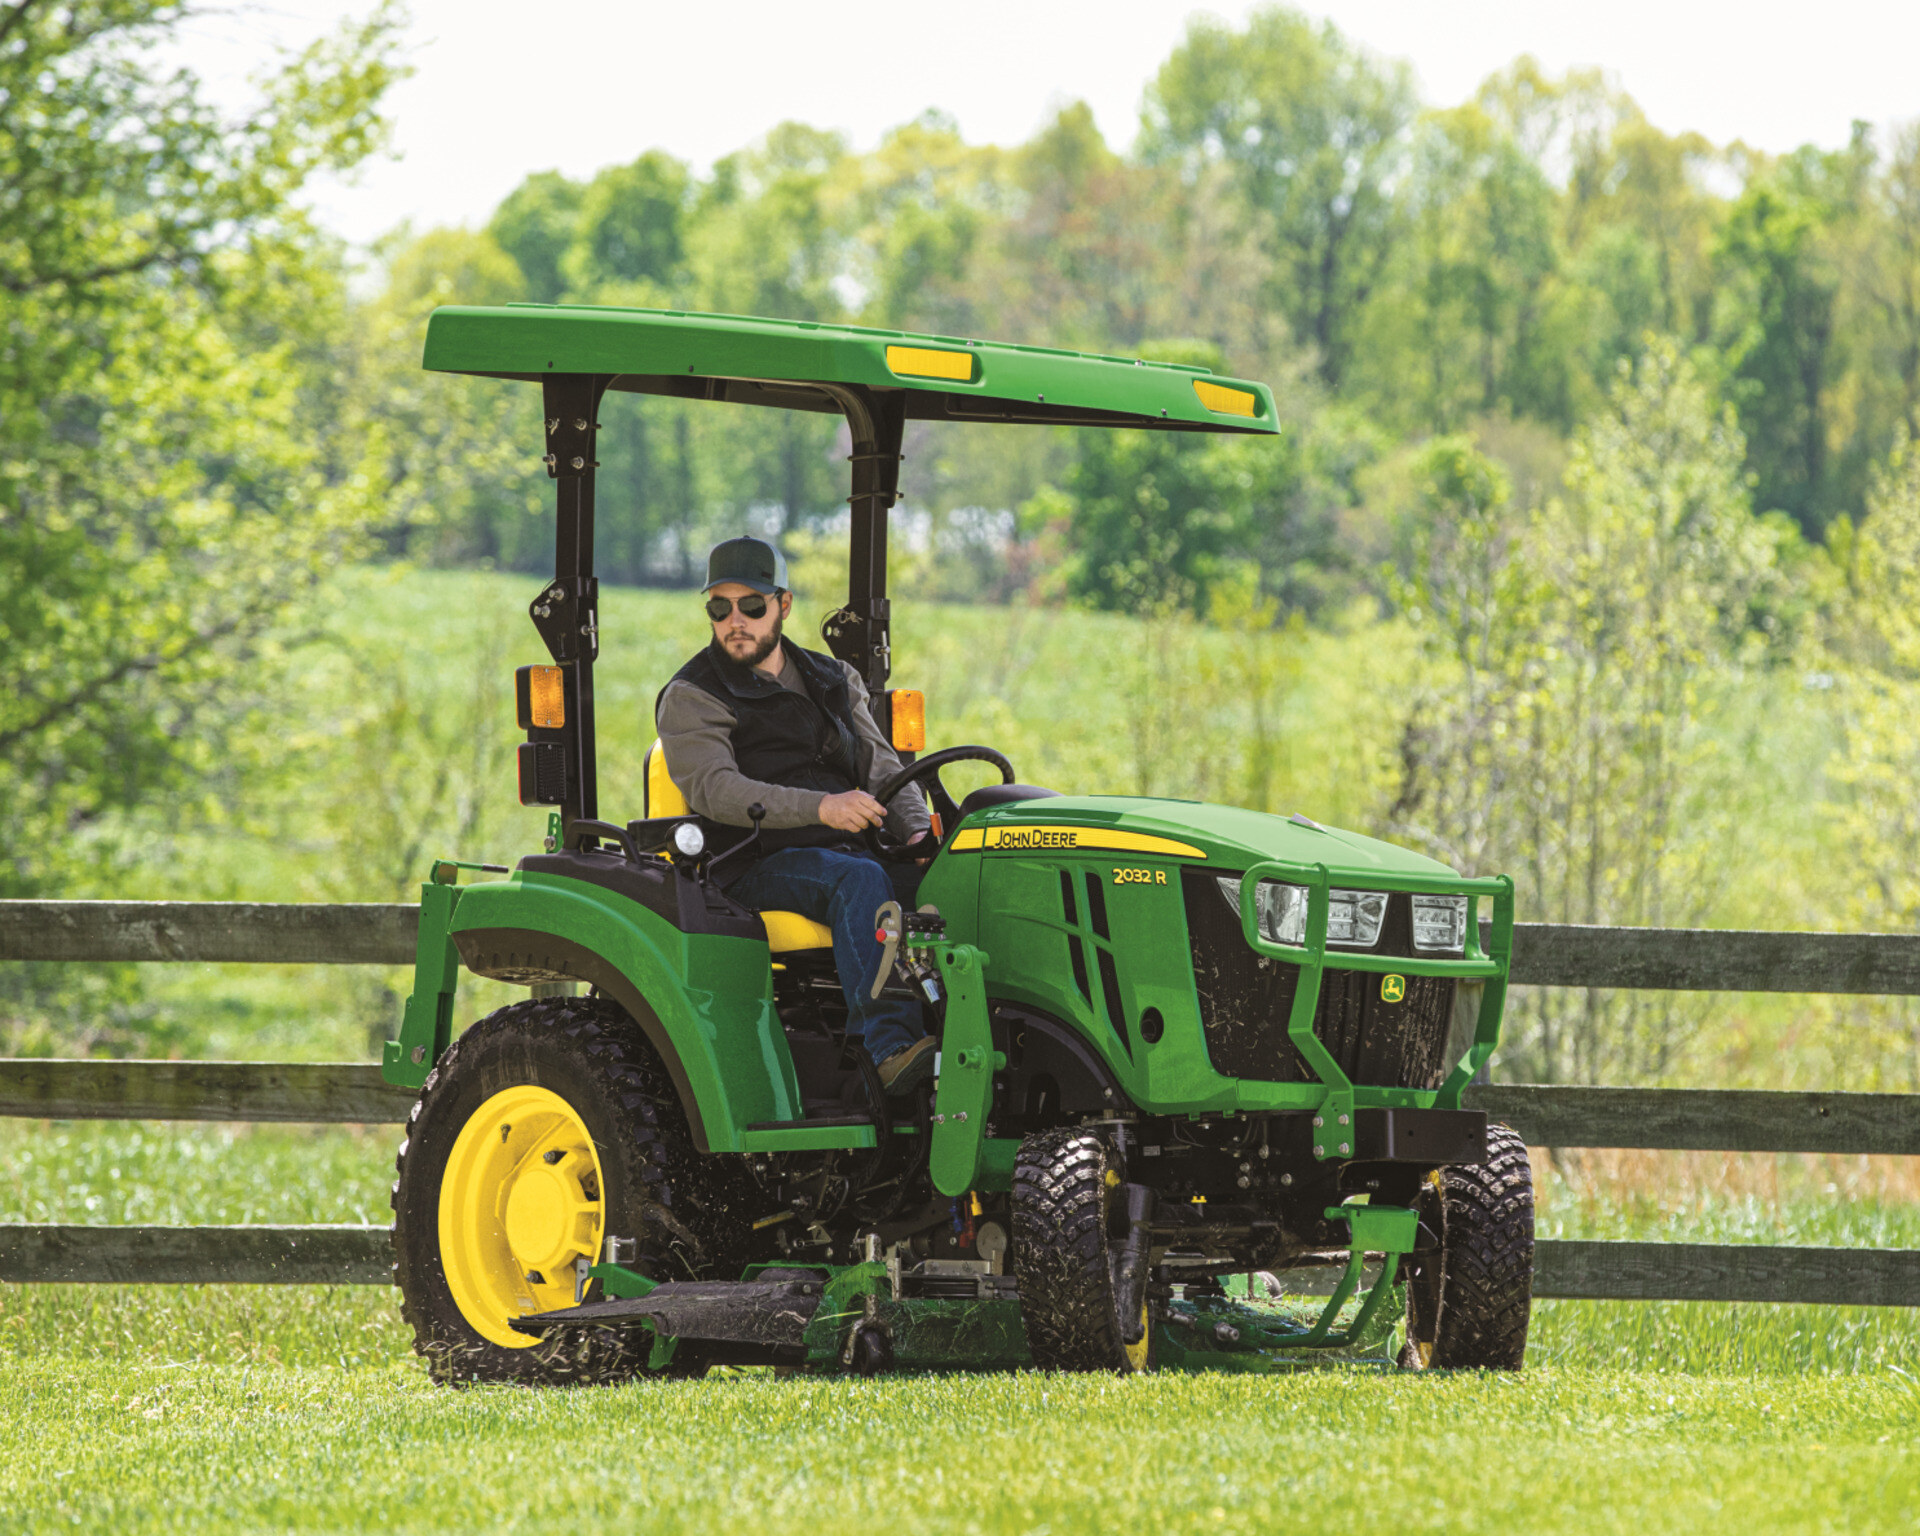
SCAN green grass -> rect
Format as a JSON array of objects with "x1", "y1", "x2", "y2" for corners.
[
  {"x1": 0, "y1": 1364, "x2": 1913, "y2": 1534},
  {"x1": 2, "y1": 1125, "x2": 1915, "y2": 1531},
  {"x1": 0, "y1": 1122, "x2": 393, "y2": 1226}
]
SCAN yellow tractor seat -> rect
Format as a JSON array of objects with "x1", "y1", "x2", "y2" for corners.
[{"x1": 644, "y1": 741, "x2": 833, "y2": 954}]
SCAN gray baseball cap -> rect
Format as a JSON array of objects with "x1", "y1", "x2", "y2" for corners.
[{"x1": 703, "y1": 536, "x2": 789, "y2": 595}]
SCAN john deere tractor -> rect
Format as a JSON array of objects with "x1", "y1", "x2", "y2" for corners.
[{"x1": 383, "y1": 304, "x2": 1533, "y2": 1382}]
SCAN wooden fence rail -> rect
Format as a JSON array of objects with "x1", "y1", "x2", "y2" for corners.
[
  {"x1": 1, "y1": 1225, "x2": 1914, "y2": 1306},
  {"x1": 2, "y1": 900, "x2": 1915, "y2": 1309},
  {"x1": 9, "y1": 900, "x2": 1920, "y2": 994},
  {"x1": 2, "y1": 1062, "x2": 1914, "y2": 1156}
]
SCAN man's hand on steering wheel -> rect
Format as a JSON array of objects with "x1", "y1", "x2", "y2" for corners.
[{"x1": 819, "y1": 788, "x2": 887, "y2": 834}]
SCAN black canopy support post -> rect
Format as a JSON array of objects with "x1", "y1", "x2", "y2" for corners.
[
  {"x1": 531, "y1": 374, "x2": 610, "y2": 842},
  {"x1": 820, "y1": 384, "x2": 905, "y2": 694}
]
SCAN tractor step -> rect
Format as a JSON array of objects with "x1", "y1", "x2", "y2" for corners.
[
  {"x1": 744, "y1": 1113, "x2": 876, "y2": 1131},
  {"x1": 510, "y1": 1277, "x2": 824, "y2": 1347},
  {"x1": 738, "y1": 1112, "x2": 887, "y2": 1153}
]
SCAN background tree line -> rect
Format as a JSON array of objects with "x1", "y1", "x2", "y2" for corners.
[{"x1": 376, "y1": 13, "x2": 1920, "y2": 608}]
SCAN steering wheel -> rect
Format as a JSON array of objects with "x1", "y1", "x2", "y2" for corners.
[{"x1": 864, "y1": 745, "x2": 1015, "y2": 861}]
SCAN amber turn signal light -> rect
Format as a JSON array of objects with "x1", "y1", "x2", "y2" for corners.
[
  {"x1": 516, "y1": 664, "x2": 566, "y2": 730},
  {"x1": 889, "y1": 689, "x2": 925, "y2": 752}
]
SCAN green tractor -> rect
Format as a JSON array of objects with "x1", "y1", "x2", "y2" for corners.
[{"x1": 383, "y1": 304, "x2": 1533, "y2": 1382}]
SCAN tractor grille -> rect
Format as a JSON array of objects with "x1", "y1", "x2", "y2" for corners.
[{"x1": 1181, "y1": 868, "x2": 1456, "y2": 1089}]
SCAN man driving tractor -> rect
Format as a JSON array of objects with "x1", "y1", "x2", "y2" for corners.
[{"x1": 655, "y1": 535, "x2": 940, "y2": 1096}]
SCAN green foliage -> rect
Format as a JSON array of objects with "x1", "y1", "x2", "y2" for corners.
[
  {"x1": 567, "y1": 151, "x2": 692, "y2": 298},
  {"x1": 1394, "y1": 346, "x2": 1781, "y2": 1081},
  {"x1": 1063, "y1": 430, "x2": 1248, "y2": 613},
  {"x1": 1825, "y1": 443, "x2": 1920, "y2": 935},
  {"x1": 1357, "y1": 104, "x2": 1573, "y2": 431},
  {"x1": 1711, "y1": 135, "x2": 1870, "y2": 535},
  {"x1": 1143, "y1": 7, "x2": 1417, "y2": 388},
  {"x1": 329, "y1": 5, "x2": 1920, "y2": 623},
  {"x1": 0, "y1": 2, "x2": 402, "y2": 906},
  {"x1": 485, "y1": 170, "x2": 582, "y2": 304}
]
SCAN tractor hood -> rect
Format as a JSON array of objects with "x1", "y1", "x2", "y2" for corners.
[{"x1": 951, "y1": 795, "x2": 1462, "y2": 882}]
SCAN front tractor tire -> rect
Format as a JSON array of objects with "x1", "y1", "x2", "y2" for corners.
[
  {"x1": 1402, "y1": 1121, "x2": 1535, "y2": 1370},
  {"x1": 1011, "y1": 1128, "x2": 1154, "y2": 1373},
  {"x1": 391, "y1": 993, "x2": 755, "y2": 1385}
]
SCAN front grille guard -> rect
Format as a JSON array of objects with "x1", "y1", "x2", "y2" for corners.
[{"x1": 1234, "y1": 861, "x2": 1513, "y2": 1153}]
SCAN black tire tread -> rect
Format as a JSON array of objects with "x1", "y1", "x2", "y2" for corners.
[
  {"x1": 1011, "y1": 1127, "x2": 1141, "y2": 1372},
  {"x1": 391, "y1": 994, "x2": 756, "y2": 1385},
  {"x1": 1428, "y1": 1121, "x2": 1534, "y2": 1370}
]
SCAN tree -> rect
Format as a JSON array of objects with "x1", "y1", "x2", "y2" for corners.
[
  {"x1": 1476, "y1": 61, "x2": 1730, "y2": 407},
  {"x1": 487, "y1": 171, "x2": 583, "y2": 304},
  {"x1": 847, "y1": 111, "x2": 1006, "y2": 338},
  {"x1": 1062, "y1": 414, "x2": 1253, "y2": 615},
  {"x1": 1712, "y1": 133, "x2": 1871, "y2": 536},
  {"x1": 1142, "y1": 7, "x2": 1417, "y2": 388},
  {"x1": 563, "y1": 151, "x2": 693, "y2": 304},
  {"x1": 0, "y1": 1, "x2": 401, "y2": 901},
  {"x1": 684, "y1": 124, "x2": 855, "y2": 537},
  {"x1": 1832, "y1": 124, "x2": 1920, "y2": 513},
  {"x1": 1827, "y1": 444, "x2": 1920, "y2": 952},
  {"x1": 1356, "y1": 103, "x2": 1571, "y2": 431},
  {"x1": 984, "y1": 103, "x2": 1168, "y2": 354},
  {"x1": 1392, "y1": 345, "x2": 1778, "y2": 1082},
  {"x1": 348, "y1": 226, "x2": 542, "y2": 569}
]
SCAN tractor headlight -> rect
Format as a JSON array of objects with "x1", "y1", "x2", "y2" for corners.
[
  {"x1": 672, "y1": 822, "x2": 706, "y2": 858},
  {"x1": 1216, "y1": 879, "x2": 1386, "y2": 948},
  {"x1": 1218, "y1": 877, "x2": 1309, "y2": 946},
  {"x1": 1411, "y1": 894, "x2": 1469, "y2": 951}
]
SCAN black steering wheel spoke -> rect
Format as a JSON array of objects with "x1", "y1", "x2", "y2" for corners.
[{"x1": 927, "y1": 778, "x2": 962, "y2": 834}]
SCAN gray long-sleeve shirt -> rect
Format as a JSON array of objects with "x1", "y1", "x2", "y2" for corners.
[{"x1": 655, "y1": 657, "x2": 932, "y2": 842}]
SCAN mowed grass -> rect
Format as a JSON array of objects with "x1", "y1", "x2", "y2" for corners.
[
  {"x1": 1, "y1": 1126, "x2": 1916, "y2": 1531},
  {"x1": 0, "y1": 1363, "x2": 1914, "y2": 1534}
]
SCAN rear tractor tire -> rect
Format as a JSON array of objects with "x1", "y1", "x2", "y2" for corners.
[
  {"x1": 1401, "y1": 1121, "x2": 1534, "y2": 1370},
  {"x1": 1011, "y1": 1127, "x2": 1154, "y2": 1373},
  {"x1": 391, "y1": 993, "x2": 757, "y2": 1385}
]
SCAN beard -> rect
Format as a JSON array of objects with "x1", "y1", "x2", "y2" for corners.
[{"x1": 727, "y1": 609, "x2": 783, "y2": 668}]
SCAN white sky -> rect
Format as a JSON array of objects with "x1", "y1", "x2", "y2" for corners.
[{"x1": 180, "y1": 0, "x2": 1920, "y2": 250}]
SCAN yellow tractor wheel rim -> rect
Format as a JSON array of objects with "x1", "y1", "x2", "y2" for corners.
[{"x1": 438, "y1": 1083, "x2": 606, "y2": 1350}]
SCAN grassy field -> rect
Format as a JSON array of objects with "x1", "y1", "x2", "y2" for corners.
[{"x1": 1, "y1": 1361, "x2": 1914, "y2": 1535}]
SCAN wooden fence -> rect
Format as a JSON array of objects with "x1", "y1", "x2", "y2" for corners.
[{"x1": 2, "y1": 900, "x2": 1916, "y2": 1306}]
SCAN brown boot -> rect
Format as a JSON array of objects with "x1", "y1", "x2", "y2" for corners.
[{"x1": 876, "y1": 1036, "x2": 938, "y2": 1096}]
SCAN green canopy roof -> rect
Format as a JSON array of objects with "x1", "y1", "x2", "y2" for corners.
[{"x1": 422, "y1": 303, "x2": 1278, "y2": 436}]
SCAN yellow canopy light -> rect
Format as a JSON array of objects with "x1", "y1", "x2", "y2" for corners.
[
  {"x1": 1192, "y1": 379, "x2": 1258, "y2": 418},
  {"x1": 886, "y1": 345, "x2": 974, "y2": 383}
]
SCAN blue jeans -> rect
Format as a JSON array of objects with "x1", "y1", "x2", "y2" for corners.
[{"x1": 728, "y1": 846, "x2": 927, "y2": 1065}]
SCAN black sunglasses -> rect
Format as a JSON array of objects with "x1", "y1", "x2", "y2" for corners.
[{"x1": 706, "y1": 592, "x2": 772, "y2": 622}]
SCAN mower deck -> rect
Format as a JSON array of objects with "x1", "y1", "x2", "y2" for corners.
[{"x1": 508, "y1": 1258, "x2": 1408, "y2": 1375}]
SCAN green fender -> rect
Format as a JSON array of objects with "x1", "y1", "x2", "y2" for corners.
[{"x1": 440, "y1": 871, "x2": 803, "y2": 1153}]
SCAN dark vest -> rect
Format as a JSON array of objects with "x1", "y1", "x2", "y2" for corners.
[{"x1": 661, "y1": 637, "x2": 863, "y2": 856}]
